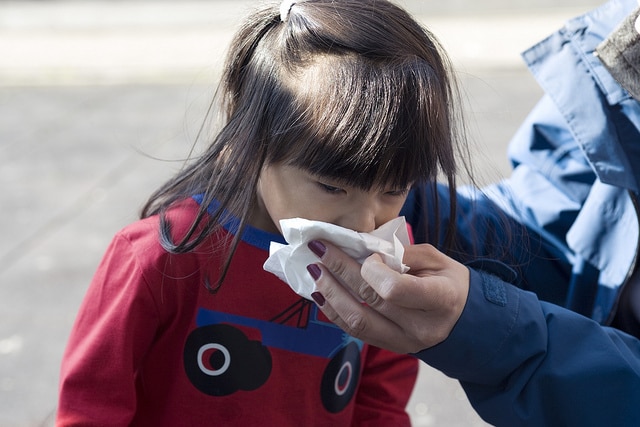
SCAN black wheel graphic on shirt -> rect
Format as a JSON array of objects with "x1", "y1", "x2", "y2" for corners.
[
  {"x1": 183, "y1": 324, "x2": 272, "y2": 396},
  {"x1": 320, "y1": 342, "x2": 361, "y2": 413}
]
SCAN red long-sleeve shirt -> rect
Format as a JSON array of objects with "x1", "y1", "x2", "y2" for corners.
[{"x1": 57, "y1": 198, "x2": 417, "y2": 426}]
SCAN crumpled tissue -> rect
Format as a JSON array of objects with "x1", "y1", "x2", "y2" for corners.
[{"x1": 263, "y1": 216, "x2": 410, "y2": 300}]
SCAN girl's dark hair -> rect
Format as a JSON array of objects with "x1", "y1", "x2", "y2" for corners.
[{"x1": 141, "y1": 0, "x2": 467, "y2": 291}]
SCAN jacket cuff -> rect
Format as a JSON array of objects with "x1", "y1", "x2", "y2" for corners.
[{"x1": 414, "y1": 267, "x2": 546, "y2": 385}]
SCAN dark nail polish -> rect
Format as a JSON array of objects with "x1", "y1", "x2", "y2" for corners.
[
  {"x1": 306, "y1": 264, "x2": 322, "y2": 280},
  {"x1": 308, "y1": 240, "x2": 326, "y2": 258},
  {"x1": 311, "y1": 292, "x2": 325, "y2": 307}
]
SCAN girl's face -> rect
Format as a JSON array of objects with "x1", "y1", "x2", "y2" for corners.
[{"x1": 252, "y1": 163, "x2": 411, "y2": 234}]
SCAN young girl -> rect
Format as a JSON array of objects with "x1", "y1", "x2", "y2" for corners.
[{"x1": 56, "y1": 0, "x2": 466, "y2": 425}]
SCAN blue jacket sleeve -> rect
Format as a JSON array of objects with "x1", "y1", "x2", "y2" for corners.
[
  {"x1": 415, "y1": 268, "x2": 640, "y2": 426},
  {"x1": 403, "y1": 1, "x2": 640, "y2": 425}
]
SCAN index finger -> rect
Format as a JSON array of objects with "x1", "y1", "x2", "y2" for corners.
[
  {"x1": 309, "y1": 240, "x2": 380, "y2": 304},
  {"x1": 311, "y1": 262, "x2": 419, "y2": 353}
]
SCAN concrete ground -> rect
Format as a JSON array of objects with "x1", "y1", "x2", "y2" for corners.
[{"x1": 0, "y1": 1, "x2": 601, "y2": 426}]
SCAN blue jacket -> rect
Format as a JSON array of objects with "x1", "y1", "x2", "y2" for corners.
[{"x1": 401, "y1": 0, "x2": 640, "y2": 425}]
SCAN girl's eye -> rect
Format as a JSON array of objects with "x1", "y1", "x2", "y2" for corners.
[
  {"x1": 318, "y1": 182, "x2": 344, "y2": 194},
  {"x1": 385, "y1": 188, "x2": 410, "y2": 197}
]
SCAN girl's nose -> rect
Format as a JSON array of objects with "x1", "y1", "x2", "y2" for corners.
[{"x1": 339, "y1": 206, "x2": 377, "y2": 234}]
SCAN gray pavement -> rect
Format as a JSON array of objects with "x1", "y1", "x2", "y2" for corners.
[{"x1": 0, "y1": 1, "x2": 601, "y2": 426}]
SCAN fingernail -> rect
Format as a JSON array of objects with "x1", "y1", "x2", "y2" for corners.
[
  {"x1": 306, "y1": 264, "x2": 322, "y2": 280},
  {"x1": 308, "y1": 240, "x2": 326, "y2": 258},
  {"x1": 311, "y1": 291, "x2": 325, "y2": 307}
]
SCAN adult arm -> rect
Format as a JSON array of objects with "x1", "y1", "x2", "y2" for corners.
[
  {"x1": 421, "y1": 268, "x2": 640, "y2": 426},
  {"x1": 309, "y1": 241, "x2": 640, "y2": 426}
]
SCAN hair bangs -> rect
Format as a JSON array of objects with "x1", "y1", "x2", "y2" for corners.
[{"x1": 267, "y1": 55, "x2": 442, "y2": 191}]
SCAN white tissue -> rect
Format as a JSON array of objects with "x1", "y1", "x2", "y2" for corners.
[{"x1": 263, "y1": 217, "x2": 410, "y2": 300}]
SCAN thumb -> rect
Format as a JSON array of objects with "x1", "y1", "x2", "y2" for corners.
[
  {"x1": 361, "y1": 253, "x2": 432, "y2": 310},
  {"x1": 402, "y1": 243, "x2": 452, "y2": 274}
]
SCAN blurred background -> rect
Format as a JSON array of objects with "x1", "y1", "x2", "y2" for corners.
[{"x1": 0, "y1": 0, "x2": 602, "y2": 425}]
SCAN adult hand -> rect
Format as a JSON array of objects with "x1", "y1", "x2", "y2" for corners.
[{"x1": 307, "y1": 241, "x2": 470, "y2": 354}]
